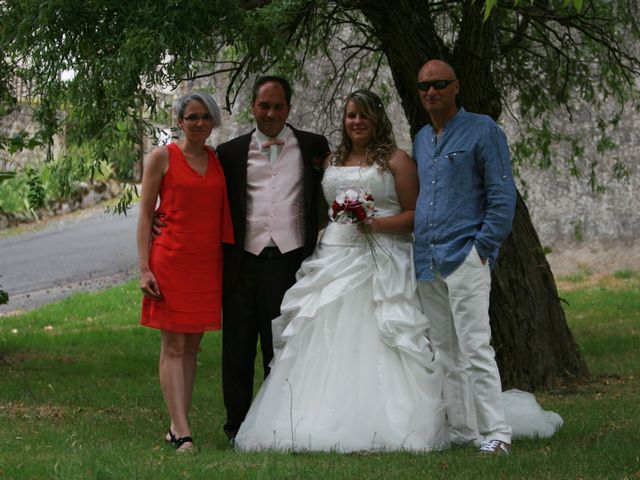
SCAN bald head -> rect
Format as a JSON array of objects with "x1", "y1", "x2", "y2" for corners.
[{"x1": 418, "y1": 59, "x2": 456, "y2": 80}]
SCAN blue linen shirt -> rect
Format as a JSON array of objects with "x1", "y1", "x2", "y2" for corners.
[{"x1": 413, "y1": 108, "x2": 516, "y2": 281}]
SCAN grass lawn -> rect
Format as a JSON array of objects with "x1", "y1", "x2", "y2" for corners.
[{"x1": 1, "y1": 273, "x2": 639, "y2": 479}]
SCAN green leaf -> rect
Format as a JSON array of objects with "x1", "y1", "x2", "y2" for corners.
[
  {"x1": 483, "y1": 0, "x2": 499, "y2": 21},
  {"x1": 0, "y1": 171, "x2": 16, "y2": 183}
]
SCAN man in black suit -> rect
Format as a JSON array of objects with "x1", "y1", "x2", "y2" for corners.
[{"x1": 217, "y1": 76, "x2": 330, "y2": 441}]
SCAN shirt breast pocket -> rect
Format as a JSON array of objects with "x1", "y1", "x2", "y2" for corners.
[
  {"x1": 443, "y1": 150, "x2": 469, "y2": 166},
  {"x1": 444, "y1": 150, "x2": 467, "y2": 164},
  {"x1": 442, "y1": 149, "x2": 474, "y2": 209},
  {"x1": 444, "y1": 149, "x2": 475, "y2": 180}
]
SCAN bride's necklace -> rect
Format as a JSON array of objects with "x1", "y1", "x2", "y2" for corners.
[{"x1": 346, "y1": 152, "x2": 368, "y2": 167}]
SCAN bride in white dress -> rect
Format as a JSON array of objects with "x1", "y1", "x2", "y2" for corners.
[{"x1": 234, "y1": 90, "x2": 562, "y2": 453}]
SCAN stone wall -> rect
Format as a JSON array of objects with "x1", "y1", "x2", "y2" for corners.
[
  {"x1": 0, "y1": 179, "x2": 122, "y2": 230},
  {"x1": 0, "y1": 105, "x2": 63, "y2": 170},
  {"x1": 515, "y1": 103, "x2": 640, "y2": 274}
]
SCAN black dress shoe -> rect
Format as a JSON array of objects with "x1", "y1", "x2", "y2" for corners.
[{"x1": 224, "y1": 426, "x2": 238, "y2": 442}]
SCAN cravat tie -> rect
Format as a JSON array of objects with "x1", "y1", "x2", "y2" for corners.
[{"x1": 262, "y1": 137, "x2": 284, "y2": 164}]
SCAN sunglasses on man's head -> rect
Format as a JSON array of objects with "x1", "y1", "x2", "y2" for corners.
[{"x1": 417, "y1": 79, "x2": 456, "y2": 91}]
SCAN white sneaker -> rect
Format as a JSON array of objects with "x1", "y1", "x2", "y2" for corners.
[{"x1": 478, "y1": 439, "x2": 511, "y2": 455}]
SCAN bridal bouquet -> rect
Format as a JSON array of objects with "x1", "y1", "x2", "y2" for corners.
[
  {"x1": 331, "y1": 187, "x2": 375, "y2": 225},
  {"x1": 331, "y1": 187, "x2": 386, "y2": 267}
]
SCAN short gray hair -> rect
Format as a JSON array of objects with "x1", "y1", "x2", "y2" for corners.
[{"x1": 175, "y1": 92, "x2": 222, "y2": 127}]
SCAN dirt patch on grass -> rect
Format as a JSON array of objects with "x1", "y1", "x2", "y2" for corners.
[
  {"x1": 0, "y1": 402, "x2": 64, "y2": 418},
  {"x1": 547, "y1": 240, "x2": 640, "y2": 278},
  {"x1": 555, "y1": 272, "x2": 640, "y2": 292}
]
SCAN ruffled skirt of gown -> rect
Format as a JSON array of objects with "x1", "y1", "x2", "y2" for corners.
[
  {"x1": 235, "y1": 225, "x2": 450, "y2": 452},
  {"x1": 504, "y1": 389, "x2": 563, "y2": 439}
]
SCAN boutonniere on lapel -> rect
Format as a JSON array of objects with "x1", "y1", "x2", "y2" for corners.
[{"x1": 312, "y1": 155, "x2": 325, "y2": 172}]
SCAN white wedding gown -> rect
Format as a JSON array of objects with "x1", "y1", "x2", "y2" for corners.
[{"x1": 235, "y1": 165, "x2": 562, "y2": 452}]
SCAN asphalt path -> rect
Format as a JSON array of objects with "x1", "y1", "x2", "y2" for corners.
[{"x1": 0, "y1": 204, "x2": 139, "y2": 315}]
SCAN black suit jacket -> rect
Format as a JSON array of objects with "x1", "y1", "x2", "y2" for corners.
[{"x1": 217, "y1": 125, "x2": 330, "y2": 293}]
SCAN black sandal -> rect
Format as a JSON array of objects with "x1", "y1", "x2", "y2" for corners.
[
  {"x1": 174, "y1": 436, "x2": 193, "y2": 451},
  {"x1": 166, "y1": 431, "x2": 177, "y2": 445}
]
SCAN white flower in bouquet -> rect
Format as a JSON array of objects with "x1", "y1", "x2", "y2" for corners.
[{"x1": 331, "y1": 187, "x2": 375, "y2": 225}]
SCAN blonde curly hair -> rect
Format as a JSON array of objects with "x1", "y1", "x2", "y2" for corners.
[{"x1": 333, "y1": 89, "x2": 396, "y2": 171}]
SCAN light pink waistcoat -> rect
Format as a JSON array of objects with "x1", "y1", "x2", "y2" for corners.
[{"x1": 245, "y1": 127, "x2": 304, "y2": 255}]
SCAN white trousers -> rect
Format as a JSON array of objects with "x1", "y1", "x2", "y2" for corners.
[{"x1": 417, "y1": 246, "x2": 511, "y2": 444}]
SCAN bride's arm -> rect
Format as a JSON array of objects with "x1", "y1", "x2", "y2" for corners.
[{"x1": 366, "y1": 149, "x2": 417, "y2": 235}]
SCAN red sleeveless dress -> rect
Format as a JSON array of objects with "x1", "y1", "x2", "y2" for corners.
[{"x1": 141, "y1": 143, "x2": 233, "y2": 332}]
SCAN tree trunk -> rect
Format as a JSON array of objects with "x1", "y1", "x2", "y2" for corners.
[
  {"x1": 491, "y1": 192, "x2": 589, "y2": 389},
  {"x1": 360, "y1": 0, "x2": 590, "y2": 390}
]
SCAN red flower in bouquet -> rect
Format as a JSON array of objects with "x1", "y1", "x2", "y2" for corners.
[
  {"x1": 331, "y1": 187, "x2": 375, "y2": 225},
  {"x1": 331, "y1": 187, "x2": 386, "y2": 268}
]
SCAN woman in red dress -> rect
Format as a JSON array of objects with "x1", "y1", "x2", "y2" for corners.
[{"x1": 137, "y1": 92, "x2": 233, "y2": 452}]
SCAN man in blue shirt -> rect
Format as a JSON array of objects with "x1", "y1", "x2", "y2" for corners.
[{"x1": 413, "y1": 59, "x2": 516, "y2": 455}]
